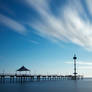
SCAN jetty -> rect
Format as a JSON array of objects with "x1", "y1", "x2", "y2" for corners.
[
  {"x1": 0, "y1": 74, "x2": 83, "y2": 83},
  {"x1": 0, "y1": 54, "x2": 83, "y2": 83}
]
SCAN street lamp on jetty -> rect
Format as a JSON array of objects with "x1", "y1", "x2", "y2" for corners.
[{"x1": 73, "y1": 54, "x2": 77, "y2": 80}]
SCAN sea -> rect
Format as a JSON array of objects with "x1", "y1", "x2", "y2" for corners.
[{"x1": 0, "y1": 78, "x2": 92, "y2": 92}]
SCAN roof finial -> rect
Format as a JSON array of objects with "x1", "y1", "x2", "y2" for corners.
[{"x1": 73, "y1": 54, "x2": 77, "y2": 59}]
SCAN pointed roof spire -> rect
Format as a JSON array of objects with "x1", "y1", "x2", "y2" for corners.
[{"x1": 73, "y1": 54, "x2": 77, "y2": 59}]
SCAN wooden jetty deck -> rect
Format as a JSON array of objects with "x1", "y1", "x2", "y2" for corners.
[{"x1": 0, "y1": 74, "x2": 83, "y2": 83}]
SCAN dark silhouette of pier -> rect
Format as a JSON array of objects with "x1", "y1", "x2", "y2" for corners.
[
  {"x1": 0, "y1": 74, "x2": 83, "y2": 84},
  {"x1": 0, "y1": 54, "x2": 83, "y2": 83}
]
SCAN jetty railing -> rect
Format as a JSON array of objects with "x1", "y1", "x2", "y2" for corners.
[{"x1": 0, "y1": 74, "x2": 83, "y2": 83}]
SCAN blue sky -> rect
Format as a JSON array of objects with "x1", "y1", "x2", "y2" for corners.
[{"x1": 1, "y1": 0, "x2": 92, "y2": 77}]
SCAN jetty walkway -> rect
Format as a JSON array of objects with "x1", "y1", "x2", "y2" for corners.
[{"x1": 0, "y1": 74, "x2": 83, "y2": 83}]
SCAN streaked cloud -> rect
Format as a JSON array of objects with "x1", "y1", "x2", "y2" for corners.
[
  {"x1": 20, "y1": 37, "x2": 39, "y2": 44},
  {"x1": 0, "y1": 14, "x2": 26, "y2": 34},
  {"x1": 1, "y1": 0, "x2": 92, "y2": 50},
  {"x1": 65, "y1": 61, "x2": 92, "y2": 65},
  {"x1": 65, "y1": 61, "x2": 92, "y2": 70},
  {"x1": 78, "y1": 66, "x2": 92, "y2": 69},
  {"x1": 29, "y1": 40, "x2": 39, "y2": 44},
  {"x1": 26, "y1": 0, "x2": 92, "y2": 50},
  {"x1": 86, "y1": 0, "x2": 92, "y2": 15}
]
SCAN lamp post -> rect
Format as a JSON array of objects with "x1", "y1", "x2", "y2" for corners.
[{"x1": 73, "y1": 54, "x2": 77, "y2": 80}]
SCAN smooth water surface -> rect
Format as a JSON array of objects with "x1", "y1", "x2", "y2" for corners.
[{"x1": 0, "y1": 79, "x2": 92, "y2": 92}]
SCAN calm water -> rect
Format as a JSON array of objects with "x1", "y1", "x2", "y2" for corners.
[{"x1": 0, "y1": 78, "x2": 92, "y2": 92}]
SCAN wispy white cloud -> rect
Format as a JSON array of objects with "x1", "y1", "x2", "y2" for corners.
[
  {"x1": 78, "y1": 66, "x2": 92, "y2": 69},
  {"x1": 0, "y1": 14, "x2": 26, "y2": 34},
  {"x1": 65, "y1": 61, "x2": 92, "y2": 65},
  {"x1": 26, "y1": 0, "x2": 92, "y2": 51},
  {"x1": 29, "y1": 40, "x2": 39, "y2": 44},
  {"x1": 65, "y1": 61, "x2": 92, "y2": 70},
  {"x1": 20, "y1": 37, "x2": 39, "y2": 44},
  {"x1": 86, "y1": 0, "x2": 92, "y2": 15}
]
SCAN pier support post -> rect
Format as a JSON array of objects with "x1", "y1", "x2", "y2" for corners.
[{"x1": 37, "y1": 75, "x2": 40, "y2": 81}]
